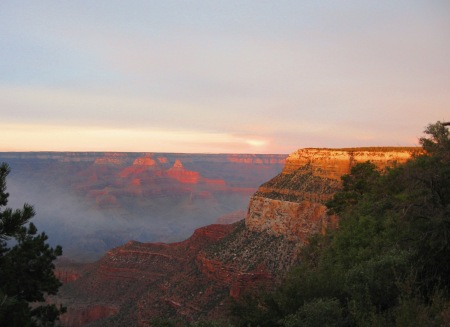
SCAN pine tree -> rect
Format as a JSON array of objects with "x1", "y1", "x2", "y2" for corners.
[{"x1": 0, "y1": 163, "x2": 65, "y2": 327}]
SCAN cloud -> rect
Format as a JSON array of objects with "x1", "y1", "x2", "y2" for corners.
[
  {"x1": 0, "y1": 122, "x2": 278, "y2": 153},
  {"x1": 0, "y1": 1, "x2": 449, "y2": 153}
]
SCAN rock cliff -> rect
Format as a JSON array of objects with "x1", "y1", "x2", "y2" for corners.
[{"x1": 246, "y1": 147, "x2": 420, "y2": 241}]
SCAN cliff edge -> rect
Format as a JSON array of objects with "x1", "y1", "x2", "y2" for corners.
[{"x1": 246, "y1": 147, "x2": 420, "y2": 241}]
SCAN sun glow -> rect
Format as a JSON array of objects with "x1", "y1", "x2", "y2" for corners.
[
  {"x1": 0, "y1": 123, "x2": 275, "y2": 153},
  {"x1": 246, "y1": 139, "x2": 266, "y2": 147}
]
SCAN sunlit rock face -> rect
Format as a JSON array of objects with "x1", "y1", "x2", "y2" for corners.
[
  {"x1": 166, "y1": 159, "x2": 201, "y2": 184},
  {"x1": 282, "y1": 147, "x2": 418, "y2": 179},
  {"x1": 132, "y1": 155, "x2": 158, "y2": 167},
  {"x1": 246, "y1": 147, "x2": 420, "y2": 241},
  {"x1": 246, "y1": 196, "x2": 337, "y2": 242}
]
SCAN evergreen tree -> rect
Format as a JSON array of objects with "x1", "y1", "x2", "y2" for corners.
[{"x1": 0, "y1": 163, "x2": 65, "y2": 327}]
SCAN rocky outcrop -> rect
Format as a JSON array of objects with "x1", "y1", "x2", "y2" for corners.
[
  {"x1": 246, "y1": 196, "x2": 338, "y2": 241},
  {"x1": 55, "y1": 220, "x2": 300, "y2": 326},
  {"x1": 166, "y1": 159, "x2": 200, "y2": 184},
  {"x1": 246, "y1": 147, "x2": 420, "y2": 241},
  {"x1": 132, "y1": 156, "x2": 158, "y2": 167},
  {"x1": 56, "y1": 224, "x2": 235, "y2": 326},
  {"x1": 118, "y1": 154, "x2": 166, "y2": 178}
]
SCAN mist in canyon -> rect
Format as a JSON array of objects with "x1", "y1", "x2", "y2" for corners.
[{"x1": 1, "y1": 152, "x2": 285, "y2": 261}]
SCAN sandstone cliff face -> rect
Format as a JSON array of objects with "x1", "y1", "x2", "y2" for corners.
[
  {"x1": 246, "y1": 147, "x2": 420, "y2": 241},
  {"x1": 246, "y1": 196, "x2": 336, "y2": 241}
]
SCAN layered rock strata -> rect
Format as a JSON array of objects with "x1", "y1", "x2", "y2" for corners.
[
  {"x1": 246, "y1": 147, "x2": 420, "y2": 241},
  {"x1": 57, "y1": 221, "x2": 300, "y2": 326}
]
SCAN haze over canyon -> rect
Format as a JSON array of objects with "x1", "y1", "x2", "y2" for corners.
[{"x1": 0, "y1": 152, "x2": 285, "y2": 261}]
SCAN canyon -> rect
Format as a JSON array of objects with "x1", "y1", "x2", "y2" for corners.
[
  {"x1": 0, "y1": 152, "x2": 285, "y2": 261},
  {"x1": 52, "y1": 147, "x2": 420, "y2": 326}
]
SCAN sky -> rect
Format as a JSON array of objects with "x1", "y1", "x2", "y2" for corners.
[{"x1": 1, "y1": 1, "x2": 449, "y2": 154}]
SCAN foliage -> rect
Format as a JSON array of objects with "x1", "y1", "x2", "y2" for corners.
[
  {"x1": 0, "y1": 163, "x2": 65, "y2": 326},
  {"x1": 232, "y1": 122, "x2": 450, "y2": 326},
  {"x1": 283, "y1": 298, "x2": 345, "y2": 327},
  {"x1": 420, "y1": 121, "x2": 450, "y2": 160}
]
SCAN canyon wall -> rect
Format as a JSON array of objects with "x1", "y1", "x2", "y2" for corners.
[
  {"x1": 246, "y1": 147, "x2": 420, "y2": 241},
  {"x1": 53, "y1": 147, "x2": 424, "y2": 326},
  {"x1": 56, "y1": 220, "x2": 300, "y2": 326}
]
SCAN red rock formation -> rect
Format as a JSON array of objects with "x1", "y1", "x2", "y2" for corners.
[
  {"x1": 157, "y1": 157, "x2": 169, "y2": 164},
  {"x1": 55, "y1": 221, "x2": 299, "y2": 326},
  {"x1": 133, "y1": 156, "x2": 157, "y2": 167},
  {"x1": 119, "y1": 155, "x2": 159, "y2": 178},
  {"x1": 57, "y1": 224, "x2": 239, "y2": 326},
  {"x1": 131, "y1": 178, "x2": 141, "y2": 186},
  {"x1": 166, "y1": 160, "x2": 200, "y2": 184}
]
